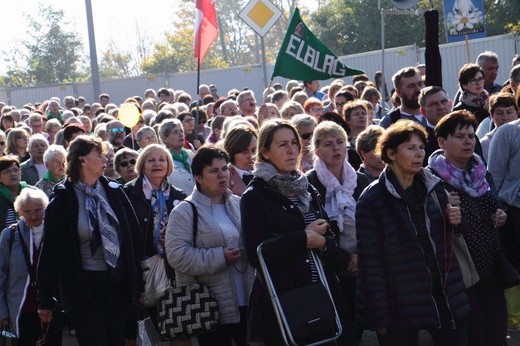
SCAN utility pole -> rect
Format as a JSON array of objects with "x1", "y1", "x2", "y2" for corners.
[{"x1": 85, "y1": 0, "x2": 100, "y2": 100}]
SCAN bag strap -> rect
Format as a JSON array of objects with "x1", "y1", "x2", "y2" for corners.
[
  {"x1": 184, "y1": 200, "x2": 199, "y2": 243},
  {"x1": 165, "y1": 201, "x2": 199, "y2": 284},
  {"x1": 17, "y1": 225, "x2": 37, "y2": 286}
]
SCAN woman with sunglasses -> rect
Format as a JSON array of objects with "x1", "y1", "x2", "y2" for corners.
[
  {"x1": 114, "y1": 148, "x2": 139, "y2": 185},
  {"x1": 177, "y1": 110, "x2": 205, "y2": 151},
  {"x1": 290, "y1": 114, "x2": 317, "y2": 173},
  {"x1": 452, "y1": 63, "x2": 491, "y2": 125},
  {"x1": 123, "y1": 144, "x2": 186, "y2": 343}
]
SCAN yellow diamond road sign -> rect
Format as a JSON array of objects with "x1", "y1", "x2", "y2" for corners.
[{"x1": 239, "y1": 0, "x2": 282, "y2": 37}]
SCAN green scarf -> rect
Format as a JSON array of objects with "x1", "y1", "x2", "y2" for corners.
[
  {"x1": 43, "y1": 170, "x2": 63, "y2": 184},
  {"x1": 170, "y1": 148, "x2": 191, "y2": 173},
  {"x1": 0, "y1": 182, "x2": 29, "y2": 202}
]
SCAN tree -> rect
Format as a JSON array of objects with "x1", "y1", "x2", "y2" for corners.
[{"x1": 16, "y1": 4, "x2": 84, "y2": 85}]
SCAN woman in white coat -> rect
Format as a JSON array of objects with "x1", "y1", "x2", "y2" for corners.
[{"x1": 165, "y1": 145, "x2": 254, "y2": 346}]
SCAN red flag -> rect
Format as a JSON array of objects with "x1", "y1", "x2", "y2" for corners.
[{"x1": 194, "y1": 0, "x2": 218, "y2": 63}]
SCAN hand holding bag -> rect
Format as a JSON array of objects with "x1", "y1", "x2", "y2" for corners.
[
  {"x1": 157, "y1": 201, "x2": 219, "y2": 339},
  {"x1": 141, "y1": 255, "x2": 169, "y2": 307}
]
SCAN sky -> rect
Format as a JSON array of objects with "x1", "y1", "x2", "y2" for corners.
[
  {"x1": 0, "y1": 0, "x2": 318, "y2": 72},
  {"x1": 0, "y1": 0, "x2": 180, "y2": 66}
]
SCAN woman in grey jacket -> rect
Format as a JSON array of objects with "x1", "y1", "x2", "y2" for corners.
[
  {"x1": 0, "y1": 187, "x2": 61, "y2": 345},
  {"x1": 165, "y1": 145, "x2": 254, "y2": 346}
]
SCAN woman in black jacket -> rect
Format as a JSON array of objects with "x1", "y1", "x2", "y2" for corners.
[
  {"x1": 123, "y1": 144, "x2": 186, "y2": 343},
  {"x1": 356, "y1": 120, "x2": 469, "y2": 346},
  {"x1": 37, "y1": 135, "x2": 141, "y2": 345},
  {"x1": 241, "y1": 119, "x2": 354, "y2": 345}
]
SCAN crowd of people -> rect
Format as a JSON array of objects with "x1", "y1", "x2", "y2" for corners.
[{"x1": 0, "y1": 49, "x2": 519, "y2": 346}]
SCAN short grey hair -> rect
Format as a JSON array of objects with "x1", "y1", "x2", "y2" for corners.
[
  {"x1": 476, "y1": 50, "x2": 499, "y2": 66},
  {"x1": 45, "y1": 118, "x2": 62, "y2": 132},
  {"x1": 28, "y1": 134, "x2": 48, "y2": 151},
  {"x1": 158, "y1": 118, "x2": 183, "y2": 142},
  {"x1": 136, "y1": 126, "x2": 157, "y2": 141},
  {"x1": 43, "y1": 144, "x2": 67, "y2": 164},
  {"x1": 290, "y1": 114, "x2": 317, "y2": 131},
  {"x1": 14, "y1": 187, "x2": 49, "y2": 212}
]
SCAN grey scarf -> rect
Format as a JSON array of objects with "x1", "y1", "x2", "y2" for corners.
[
  {"x1": 253, "y1": 161, "x2": 311, "y2": 214},
  {"x1": 75, "y1": 180, "x2": 121, "y2": 268}
]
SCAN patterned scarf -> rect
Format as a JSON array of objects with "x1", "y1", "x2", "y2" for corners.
[
  {"x1": 170, "y1": 148, "x2": 191, "y2": 173},
  {"x1": 142, "y1": 176, "x2": 170, "y2": 257},
  {"x1": 428, "y1": 149, "x2": 489, "y2": 197},
  {"x1": 313, "y1": 157, "x2": 357, "y2": 232},
  {"x1": 253, "y1": 161, "x2": 311, "y2": 214},
  {"x1": 75, "y1": 180, "x2": 121, "y2": 268},
  {"x1": 461, "y1": 89, "x2": 489, "y2": 110}
]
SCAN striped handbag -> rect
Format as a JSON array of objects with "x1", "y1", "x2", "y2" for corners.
[{"x1": 157, "y1": 201, "x2": 219, "y2": 339}]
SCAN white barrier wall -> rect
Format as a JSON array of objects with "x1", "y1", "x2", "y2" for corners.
[{"x1": 2, "y1": 34, "x2": 517, "y2": 107}]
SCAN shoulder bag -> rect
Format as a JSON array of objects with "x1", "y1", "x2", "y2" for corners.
[{"x1": 157, "y1": 201, "x2": 219, "y2": 339}]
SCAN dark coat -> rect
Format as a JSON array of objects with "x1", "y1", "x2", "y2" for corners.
[
  {"x1": 37, "y1": 177, "x2": 142, "y2": 314},
  {"x1": 355, "y1": 168, "x2": 470, "y2": 332},
  {"x1": 452, "y1": 101, "x2": 490, "y2": 125},
  {"x1": 0, "y1": 194, "x2": 13, "y2": 231},
  {"x1": 123, "y1": 175, "x2": 186, "y2": 260},
  {"x1": 241, "y1": 177, "x2": 354, "y2": 345}
]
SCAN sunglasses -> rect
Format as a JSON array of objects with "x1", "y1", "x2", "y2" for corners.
[
  {"x1": 300, "y1": 132, "x2": 312, "y2": 140},
  {"x1": 110, "y1": 127, "x2": 125, "y2": 134},
  {"x1": 119, "y1": 159, "x2": 136, "y2": 168}
]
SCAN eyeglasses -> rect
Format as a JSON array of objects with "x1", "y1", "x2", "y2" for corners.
[
  {"x1": 300, "y1": 132, "x2": 313, "y2": 140},
  {"x1": 21, "y1": 208, "x2": 45, "y2": 217},
  {"x1": 183, "y1": 117, "x2": 195, "y2": 123},
  {"x1": 110, "y1": 127, "x2": 125, "y2": 134},
  {"x1": 119, "y1": 159, "x2": 136, "y2": 168},
  {"x1": 310, "y1": 106, "x2": 323, "y2": 112},
  {"x1": 1, "y1": 166, "x2": 20, "y2": 175},
  {"x1": 16, "y1": 136, "x2": 28, "y2": 140},
  {"x1": 468, "y1": 77, "x2": 485, "y2": 85}
]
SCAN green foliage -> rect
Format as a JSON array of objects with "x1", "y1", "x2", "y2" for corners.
[{"x1": 1, "y1": 4, "x2": 84, "y2": 87}]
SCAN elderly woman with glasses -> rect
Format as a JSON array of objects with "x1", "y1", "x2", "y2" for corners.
[
  {"x1": 158, "y1": 119, "x2": 195, "y2": 196},
  {"x1": 0, "y1": 188, "x2": 62, "y2": 345},
  {"x1": 0, "y1": 155, "x2": 30, "y2": 230},
  {"x1": 6, "y1": 128, "x2": 30, "y2": 163},
  {"x1": 35, "y1": 145, "x2": 67, "y2": 197},
  {"x1": 452, "y1": 63, "x2": 491, "y2": 125},
  {"x1": 135, "y1": 126, "x2": 158, "y2": 150},
  {"x1": 114, "y1": 148, "x2": 139, "y2": 185}
]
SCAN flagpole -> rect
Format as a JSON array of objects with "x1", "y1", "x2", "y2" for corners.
[{"x1": 196, "y1": 56, "x2": 201, "y2": 125}]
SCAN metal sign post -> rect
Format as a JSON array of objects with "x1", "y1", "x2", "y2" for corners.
[{"x1": 239, "y1": 0, "x2": 282, "y2": 88}]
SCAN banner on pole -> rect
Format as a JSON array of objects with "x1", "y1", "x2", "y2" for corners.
[
  {"x1": 271, "y1": 8, "x2": 363, "y2": 81},
  {"x1": 443, "y1": 0, "x2": 486, "y2": 43},
  {"x1": 194, "y1": 0, "x2": 218, "y2": 63}
]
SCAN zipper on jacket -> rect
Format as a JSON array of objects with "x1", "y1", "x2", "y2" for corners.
[{"x1": 406, "y1": 206, "x2": 442, "y2": 330}]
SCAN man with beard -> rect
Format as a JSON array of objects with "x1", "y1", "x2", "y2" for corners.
[
  {"x1": 106, "y1": 120, "x2": 126, "y2": 152},
  {"x1": 380, "y1": 66, "x2": 425, "y2": 128}
]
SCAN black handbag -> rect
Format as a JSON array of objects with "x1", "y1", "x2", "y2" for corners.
[
  {"x1": 156, "y1": 201, "x2": 219, "y2": 339},
  {"x1": 496, "y1": 249, "x2": 520, "y2": 289}
]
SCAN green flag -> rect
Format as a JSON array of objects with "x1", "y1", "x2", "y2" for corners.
[{"x1": 272, "y1": 8, "x2": 364, "y2": 81}]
